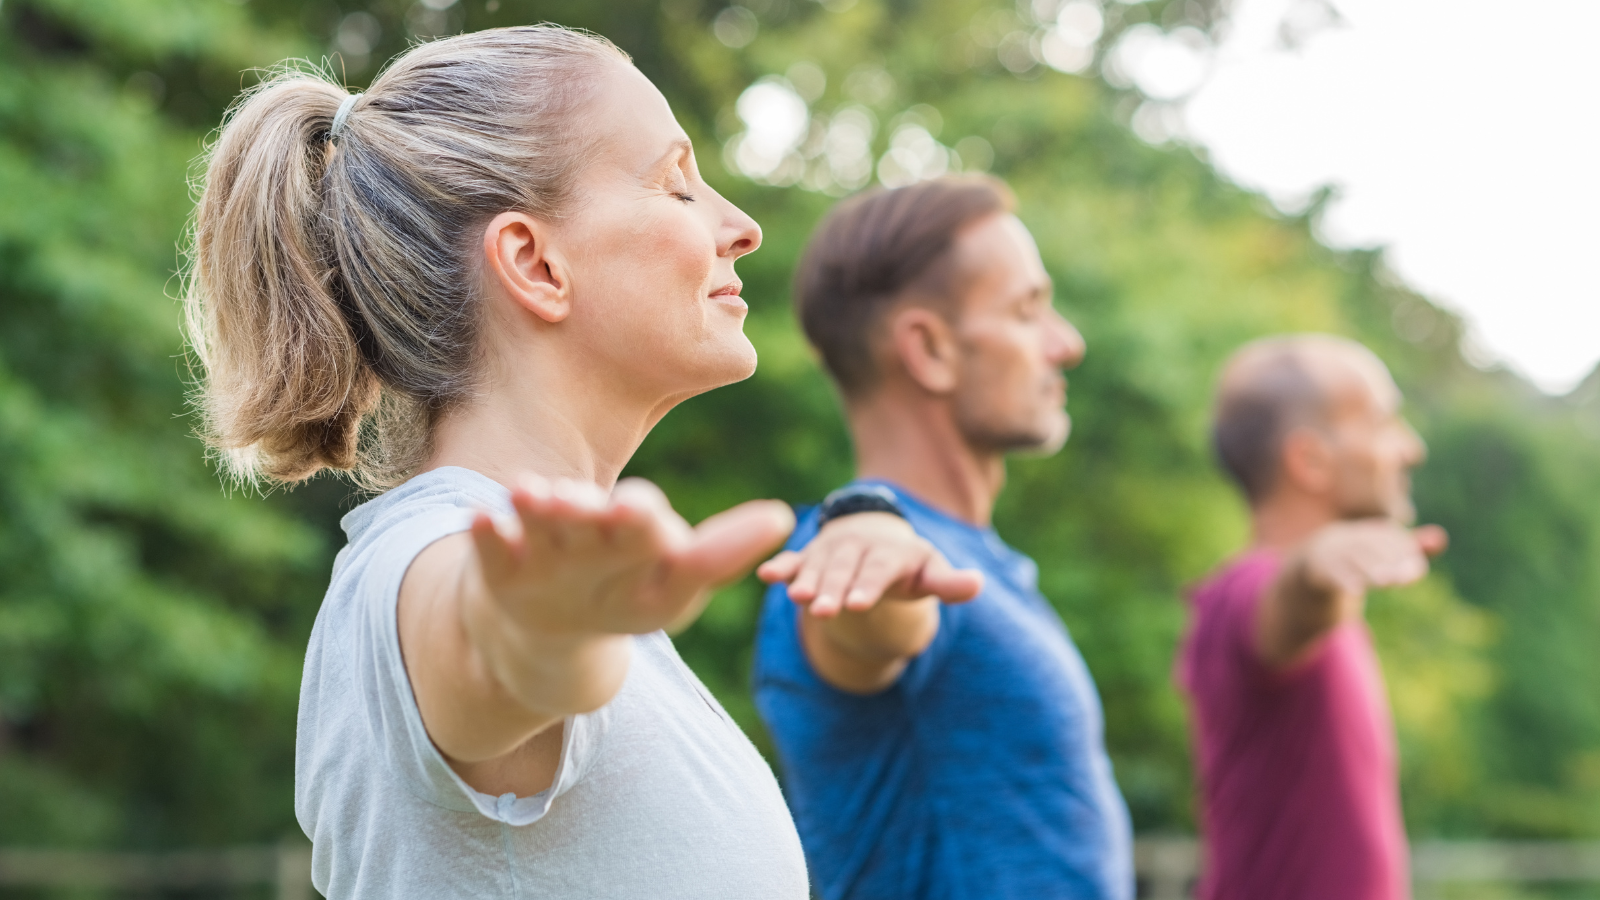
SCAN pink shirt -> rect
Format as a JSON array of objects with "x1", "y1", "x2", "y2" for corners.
[{"x1": 1176, "y1": 550, "x2": 1408, "y2": 900}]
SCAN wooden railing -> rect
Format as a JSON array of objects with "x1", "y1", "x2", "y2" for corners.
[
  {"x1": 0, "y1": 843, "x2": 313, "y2": 899},
  {"x1": 1137, "y1": 837, "x2": 1600, "y2": 899},
  {"x1": 2, "y1": 838, "x2": 1598, "y2": 897}
]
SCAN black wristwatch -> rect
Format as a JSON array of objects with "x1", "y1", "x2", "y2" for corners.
[{"x1": 817, "y1": 484, "x2": 906, "y2": 527}]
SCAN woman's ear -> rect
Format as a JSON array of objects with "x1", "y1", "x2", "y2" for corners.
[
  {"x1": 483, "y1": 211, "x2": 571, "y2": 323},
  {"x1": 889, "y1": 305, "x2": 960, "y2": 395}
]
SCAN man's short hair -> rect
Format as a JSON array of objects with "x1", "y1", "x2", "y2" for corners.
[
  {"x1": 793, "y1": 175, "x2": 1015, "y2": 395},
  {"x1": 1211, "y1": 337, "x2": 1338, "y2": 503}
]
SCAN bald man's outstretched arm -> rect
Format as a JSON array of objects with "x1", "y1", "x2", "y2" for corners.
[{"x1": 1256, "y1": 520, "x2": 1448, "y2": 668}]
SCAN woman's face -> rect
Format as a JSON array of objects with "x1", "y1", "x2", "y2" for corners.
[{"x1": 552, "y1": 61, "x2": 762, "y2": 410}]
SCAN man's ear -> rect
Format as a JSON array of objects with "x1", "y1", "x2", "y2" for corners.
[
  {"x1": 887, "y1": 305, "x2": 960, "y2": 395},
  {"x1": 1280, "y1": 427, "x2": 1335, "y2": 496},
  {"x1": 483, "y1": 211, "x2": 571, "y2": 324}
]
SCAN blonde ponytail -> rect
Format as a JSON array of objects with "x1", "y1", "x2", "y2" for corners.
[
  {"x1": 186, "y1": 74, "x2": 377, "y2": 484},
  {"x1": 183, "y1": 27, "x2": 629, "y2": 489}
]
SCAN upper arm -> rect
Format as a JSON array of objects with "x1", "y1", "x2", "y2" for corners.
[
  {"x1": 1252, "y1": 559, "x2": 1339, "y2": 671},
  {"x1": 1251, "y1": 568, "x2": 1293, "y2": 666},
  {"x1": 397, "y1": 532, "x2": 561, "y2": 794}
]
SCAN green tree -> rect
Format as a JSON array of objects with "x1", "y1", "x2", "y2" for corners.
[
  {"x1": 1, "y1": 0, "x2": 1596, "y2": 855},
  {"x1": 0, "y1": 0, "x2": 326, "y2": 846}
]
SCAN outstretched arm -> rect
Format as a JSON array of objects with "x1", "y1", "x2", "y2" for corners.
[
  {"x1": 1257, "y1": 519, "x2": 1448, "y2": 667},
  {"x1": 398, "y1": 476, "x2": 793, "y2": 793},
  {"x1": 758, "y1": 513, "x2": 982, "y2": 694}
]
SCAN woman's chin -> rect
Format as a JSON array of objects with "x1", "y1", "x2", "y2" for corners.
[
  {"x1": 712, "y1": 335, "x2": 759, "y2": 385},
  {"x1": 660, "y1": 336, "x2": 759, "y2": 400}
]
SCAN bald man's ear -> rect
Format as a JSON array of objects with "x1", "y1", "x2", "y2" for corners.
[
  {"x1": 1279, "y1": 427, "x2": 1336, "y2": 497},
  {"x1": 887, "y1": 305, "x2": 960, "y2": 395}
]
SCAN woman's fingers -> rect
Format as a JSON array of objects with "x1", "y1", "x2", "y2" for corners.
[
  {"x1": 469, "y1": 511, "x2": 520, "y2": 584},
  {"x1": 495, "y1": 479, "x2": 797, "y2": 635},
  {"x1": 508, "y1": 476, "x2": 560, "y2": 556},
  {"x1": 547, "y1": 479, "x2": 611, "y2": 551},
  {"x1": 610, "y1": 478, "x2": 676, "y2": 528},
  {"x1": 669, "y1": 500, "x2": 796, "y2": 597},
  {"x1": 511, "y1": 475, "x2": 636, "y2": 559},
  {"x1": 608, "y1": 478, "x2": 692, "y2": 558}
]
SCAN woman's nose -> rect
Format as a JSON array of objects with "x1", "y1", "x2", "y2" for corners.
[{"x1": 720, "y1": 195, "x2": 762, "y2": 259}]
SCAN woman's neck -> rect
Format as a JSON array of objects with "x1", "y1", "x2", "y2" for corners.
[{"x1": 425, "y1": 359, "x2": 661, "y2": 491}]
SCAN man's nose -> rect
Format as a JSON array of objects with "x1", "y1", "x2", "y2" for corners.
[
  {"x1": 1402, "y1": 420, "x2": 1427, "y2": 465},
  {"x1": 1047, "y1": 309, "x2": 1086, "y2": 371}
]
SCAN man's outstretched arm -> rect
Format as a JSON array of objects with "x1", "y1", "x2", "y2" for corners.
[
  {"x1": 758, "y1": 513, "x2": 982, "y2": 694},
  {"x1": 1256, "y1": 520, "x2": 1448, "y2": 668}
]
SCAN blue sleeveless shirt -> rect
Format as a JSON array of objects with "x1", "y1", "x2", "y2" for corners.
[{"x1": 753, "y1": 481, "x2": 1133, "y2": 900}]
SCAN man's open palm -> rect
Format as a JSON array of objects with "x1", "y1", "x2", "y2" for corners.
[
  {"x1": 757, "y1": 512, "x2": 983, "y2": 617},
  {"x1": 1302, "y1": 520, "x2": 1449, "y2": 598}
]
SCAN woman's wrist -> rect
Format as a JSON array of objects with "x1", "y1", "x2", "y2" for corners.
[{"x1": 459, "y1": 569, "x2": 635, "y2": 718}]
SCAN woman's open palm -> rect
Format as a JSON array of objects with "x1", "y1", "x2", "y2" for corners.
[{"x1": 469, "y1": 476, "x2": 795, "y2": 638}]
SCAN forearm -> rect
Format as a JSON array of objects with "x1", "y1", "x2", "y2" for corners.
[
  {"x1": 1256, "y1": 555, "x2": 1345, "y2": 667},
  {"x1": 400, "y1": 535, "x2": 632, "y2": 764},
  {"x1": 456, "y1": 559, "x2": 633, "y2": 720},
  {"x1": 799, "y1": 596, "x2": 939, "y2": 693}
]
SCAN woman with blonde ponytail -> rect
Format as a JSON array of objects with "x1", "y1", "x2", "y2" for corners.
[{"x1": 185, "y1": 26, "x2": 811, "y2": 898}]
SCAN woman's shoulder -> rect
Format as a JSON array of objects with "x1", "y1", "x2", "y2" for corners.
[
  {"x1": 339, "y1": 466, "x2": 509, "y2": 548},
  {"x1": 315, "y1": 467, "x2": 508, "y2": 654}
]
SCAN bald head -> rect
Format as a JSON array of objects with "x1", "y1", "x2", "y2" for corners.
[{"x1": 1212, "y1": 335, "x2": 1399, "y2": 505}]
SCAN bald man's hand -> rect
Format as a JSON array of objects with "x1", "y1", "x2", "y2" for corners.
[{"x1": 1256, "y1": 520, "x2": 1448, "y2": 668}]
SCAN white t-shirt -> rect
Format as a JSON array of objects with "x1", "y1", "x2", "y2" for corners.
[{"x1": 295, "y1": 467, "x2": 809, "y2": 898}]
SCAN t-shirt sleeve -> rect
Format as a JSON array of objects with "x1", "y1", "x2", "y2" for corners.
[
  {"x1": 1214, "y1": 553, "x2": 1328, "y2": 686},
  {"x1": 1220, "y1": 557, "x2": 1277, "y2": 663},
  {"x1": 346, "y1": 505, "x2": 605, "y2": 826},
  {"x1": 894, "y1": 601, "x2": 962, "y2": 699}
]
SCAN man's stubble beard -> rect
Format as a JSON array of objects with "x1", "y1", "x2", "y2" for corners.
[
  {"x1": 948, "y1": 345, "x2": 1071, "y2": 458},
  {"x1": 1334, "y1": 476, "x2": 1416, "y2": 525},
  {"x1": 952, "y1": 396, "x2": 1071, "y2": 458}
]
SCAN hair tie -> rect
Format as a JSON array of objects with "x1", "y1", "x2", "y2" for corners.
[{"x1": 331, "y1": 93, "x2": 363, "y2": 141}]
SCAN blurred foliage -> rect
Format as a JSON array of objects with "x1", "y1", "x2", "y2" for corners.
[{"x1": 0, "y1": 0, "x2": 1597, "y2": 856}]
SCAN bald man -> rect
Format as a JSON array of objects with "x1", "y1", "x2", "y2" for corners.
[{"x1": 1176, "y1": 335, "x2": 1447, "y2": 900}]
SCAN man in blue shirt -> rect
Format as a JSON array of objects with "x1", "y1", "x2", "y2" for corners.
[{"x1": 753, "y1": 176, "x2": 1133, "y2": 900}]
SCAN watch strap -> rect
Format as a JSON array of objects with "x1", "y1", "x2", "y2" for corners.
[{"x1": 817, "y1": 484, "x2": 906, "y2": 527}]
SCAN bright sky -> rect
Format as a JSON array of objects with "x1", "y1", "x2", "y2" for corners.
[{"x1": 1123, "y1": 0, "x2": 1600, "y2": 394}]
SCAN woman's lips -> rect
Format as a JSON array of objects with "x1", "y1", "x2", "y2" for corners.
[{"x1": 710, "y1": 282, "x2": 746, "y2": 309}]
